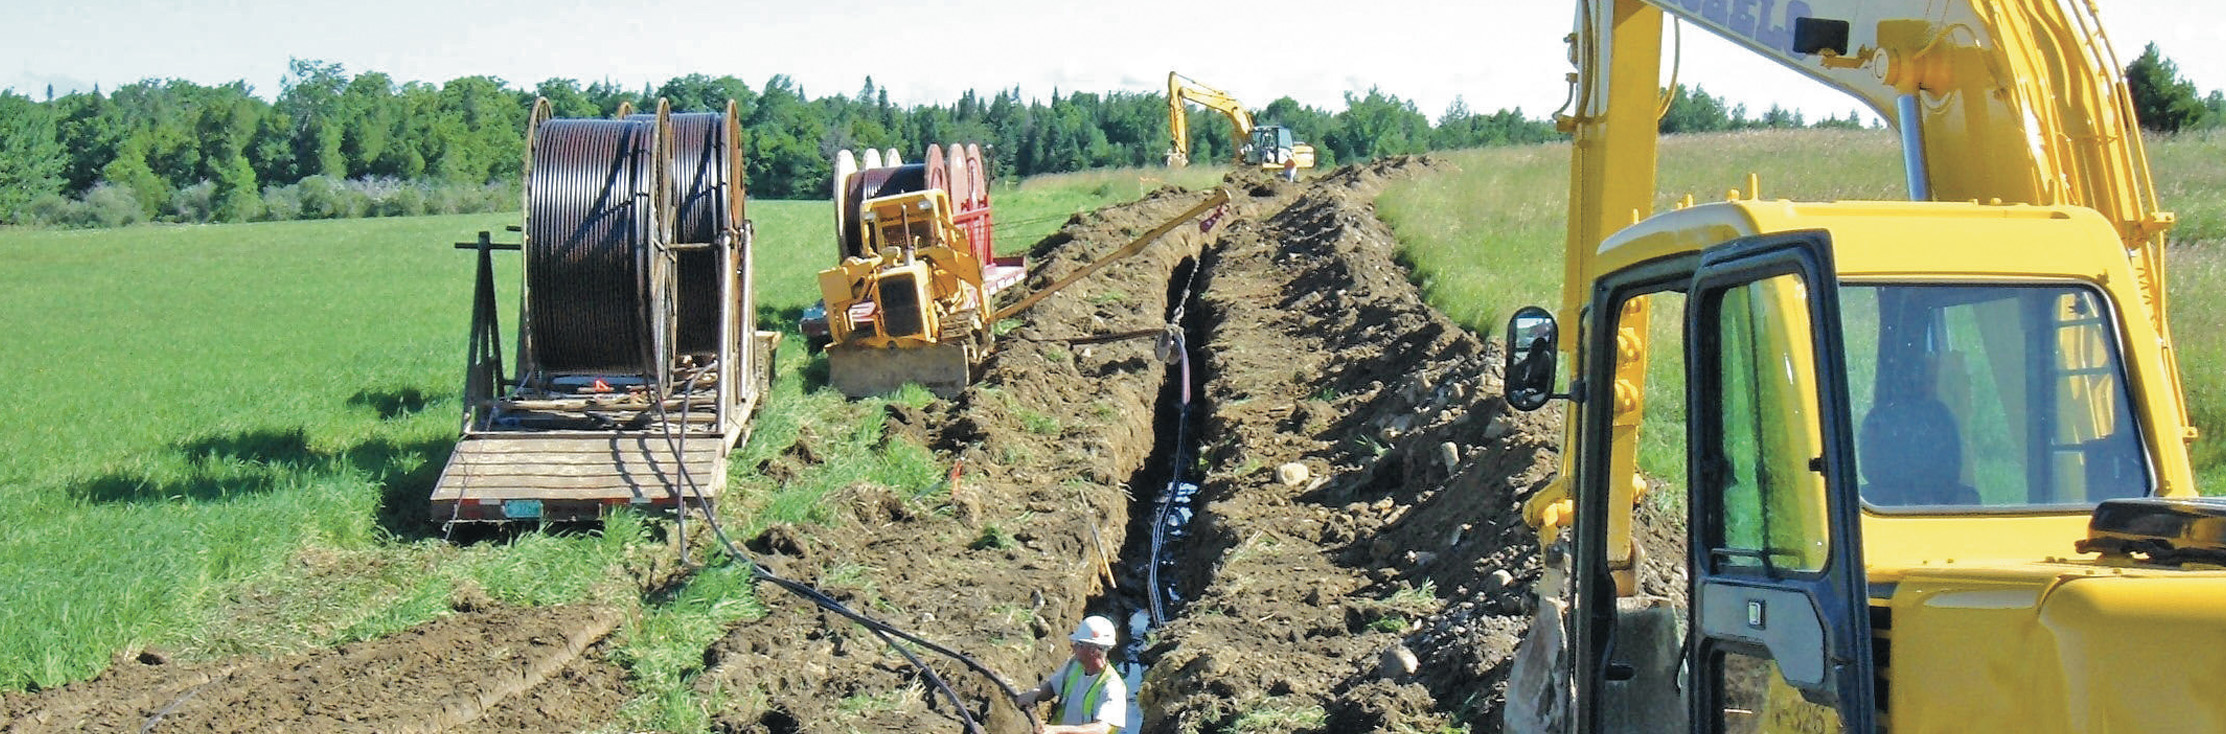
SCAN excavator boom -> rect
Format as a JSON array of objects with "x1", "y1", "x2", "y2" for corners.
[{"x1": 1166, "y1": 71, "x2": 1317, "y2": 170}]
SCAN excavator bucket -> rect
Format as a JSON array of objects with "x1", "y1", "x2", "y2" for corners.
[
  {"x1": 826, "y1": 342, "x2": 974, "y2": 399},
  {"x1": 1502, "y1": 548, "x2": 1572, "y2": 734}
]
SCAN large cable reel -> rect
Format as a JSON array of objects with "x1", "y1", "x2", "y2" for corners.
[
  {"x1": 522, "y1": 99, "x2": 675, "y2": 384},
  {"x1": 634, "y1": 101, "x2": 746, "y2": 357}
]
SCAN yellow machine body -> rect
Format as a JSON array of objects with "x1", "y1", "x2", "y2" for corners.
[
  {"x1": 1887, "y1": 562, "x2": 2226, "y2": 734},
  {"x1": 1165, "y1": 71, "x2": 1318, "y2": 170},
  {"x1": 1502, "y1": 0, "x2": 2226, "y2": 731},
  {"x1": 818, "y1": 188, "x2": 990, "y2": 397}
]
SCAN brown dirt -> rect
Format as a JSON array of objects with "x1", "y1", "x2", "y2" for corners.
[
  {"x1": 1, "y1": 158, "x2": 1590, "y2": 734},
  {"x1": 699, "y1": 157, "x2": 1575, "y2": 733},
  {"x1": 0, "y1": 604, "x2": 630, "y2": 733}
]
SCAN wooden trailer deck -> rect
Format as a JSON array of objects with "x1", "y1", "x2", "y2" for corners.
[
  {"x1": 431, "y1": 331, "x2": 779, "y2": 524},
  {"x1": 431, "y1": 431, "x2": 737, "y2": 523}
]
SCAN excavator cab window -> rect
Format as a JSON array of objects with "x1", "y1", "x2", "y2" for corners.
[{"x1": 1841, "y1": 284, "x2": 2150, "y2": 510}]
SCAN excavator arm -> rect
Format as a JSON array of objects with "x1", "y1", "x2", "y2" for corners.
[
  {"x1": 1643, "y1": 0, "x2": 2176, "y2": 336},
  {"x1": 1166, "y1": 71, "x2": 1256, "y2": 167}
]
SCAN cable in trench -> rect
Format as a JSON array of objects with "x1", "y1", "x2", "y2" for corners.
[{"x1": 1147, "y1": 256, "x2": 1207, "y2": 628}]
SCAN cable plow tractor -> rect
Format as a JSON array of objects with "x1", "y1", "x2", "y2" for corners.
[
  {"x1": 806, "y1": 144, "x2": 1232, "y2": 398},
  {"x1": 803, "y1": 143, "x2": 1019, "y2": 398},
  {"x1": 431, "y1": 98, "x2": 776, "y2": 524}
]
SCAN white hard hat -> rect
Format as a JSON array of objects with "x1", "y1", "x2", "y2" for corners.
[{"x1": 1069, "y1": 615, "x2": 1118, "y2": 648}]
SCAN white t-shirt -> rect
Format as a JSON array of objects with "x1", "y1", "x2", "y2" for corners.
[{"x1": 1035, "y1": 659, "x2": 1128, "y2": 730}]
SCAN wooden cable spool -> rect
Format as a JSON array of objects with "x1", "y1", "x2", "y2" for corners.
[
  {"x1": 636, "y1": 103, "x2": 743, "y2": 355},
  {"x1": 522, "y1": 106, "x2": 672, "y2": 375}
]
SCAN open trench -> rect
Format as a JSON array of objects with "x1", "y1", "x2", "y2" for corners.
[
  {"x1": 1082, "y1": 252, "x2": 1211, "y2": 730},
  {"x1": 1057, "y1": 158, "x2": 1573, "y2": 733},
  {"x1": 687, "y1": 159, "x2": 1574, "y2": 733}
]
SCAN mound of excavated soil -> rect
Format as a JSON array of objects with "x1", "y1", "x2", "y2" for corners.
[
  {"x1": 1143, "y1": 159, "x2": 1562, "y2": 733},
  {"x1": 3, "y1": 158, "x2": 1583, "y2": 734}
]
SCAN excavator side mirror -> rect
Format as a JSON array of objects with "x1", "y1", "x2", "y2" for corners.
[
  {"x1": 1792, "y1": 17, "x2": 1851, "y2": 56},
  {"x1": 1504, "y1": 306, "x2": 1560, "y2": 412}
]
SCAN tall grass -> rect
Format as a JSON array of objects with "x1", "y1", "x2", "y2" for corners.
[{"x1": 2155, "y1": 130, "x2": 2226, "y2": 491}]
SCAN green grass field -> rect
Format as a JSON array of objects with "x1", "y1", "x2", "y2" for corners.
[{"x1": 0, "y1": 132, "x2": 2220, "y2": 730}]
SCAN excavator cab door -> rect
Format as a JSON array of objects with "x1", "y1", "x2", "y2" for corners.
[{"x1": 1682, "y1": 230, "x2": 1875, "y2": 734}]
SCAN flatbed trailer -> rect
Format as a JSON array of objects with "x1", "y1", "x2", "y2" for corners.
[
  {"x1": 431, "y1": 332, "x2": 777, "y2": 522},
  {"x1": 431, "y1": 100, "x2": 772, "y2": 525}
]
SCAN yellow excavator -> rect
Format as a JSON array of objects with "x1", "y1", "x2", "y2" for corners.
[
  {"x1": 1497, "y1": 1, "x2": 2226, "y2": 732},
  {"x1": 1165, "y1": 71, "x2": 1317, "y2": 171}
]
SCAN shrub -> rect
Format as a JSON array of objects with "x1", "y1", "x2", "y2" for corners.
[
  {"x1": 81, "y1": 184, "x2": 145, "y2": 228},
  {"x1": 378, "y1": 185, "x2": 427, "y2": 217},
  {"x1": 259, "y1": 182, "x2": 302, "y2": 221},
  {"x1": 167, "y1": 181, "x2": 217, "y2": 223},
  {"x1": 19, "y1": 193, "x2": 79, "y2": 227},
  {"x1": 295, "y1": 175, "x2": 360, "y2": 219}
]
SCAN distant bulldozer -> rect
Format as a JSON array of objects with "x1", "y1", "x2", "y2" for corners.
[{"x1": 804, "y1": 143, "x2": 1231, "y2": 399}]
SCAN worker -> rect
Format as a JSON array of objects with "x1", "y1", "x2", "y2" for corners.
[
  {"x1": 1015, "y1": 615, "x2": 1128, "y2": 734},
  {"x1": 1508, "y1": 335, "x2": 1554, "y2": 404},
  {"x1": 1282, "y1": 154, "x2": 1299, "y2": 182}
]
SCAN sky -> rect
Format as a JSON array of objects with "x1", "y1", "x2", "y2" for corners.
[{"x1": 4, "y1": 0, "x2": 2222, "y2": 125}]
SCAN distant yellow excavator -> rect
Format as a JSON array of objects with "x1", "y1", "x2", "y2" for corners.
[{"x1": 1165, "y1": 71, "x2": 1316, "y2": 171}]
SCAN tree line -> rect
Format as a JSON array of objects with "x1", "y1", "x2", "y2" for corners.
[
  {"x1": 0, "y1": 45, "x2": 2215, "y2": 228},
  {"x1": 0, "y1": 60, "x2": 1563, "y2": 228}
]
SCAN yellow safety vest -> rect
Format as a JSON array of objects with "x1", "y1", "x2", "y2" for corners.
[{"x1": 1056, "y1": 661, "x2": 1121, "y2": 733}]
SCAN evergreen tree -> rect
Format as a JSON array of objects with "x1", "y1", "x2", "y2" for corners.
[
  {"x1": 1660, "y1": 84, "x2": 1733, "y2": 133},
  {"x1": 2125, "y1": 43, "x2": 2209, "y2": 132}
]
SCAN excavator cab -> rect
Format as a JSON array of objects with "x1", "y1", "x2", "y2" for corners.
[
  {"x1": 1503, "y1": 230, "x2": 1878, "y2": 734},
  {"x1": 1847, "y1": 284, "x2": 2150, "y2": 510},
  {"x1": 1249, "y1": 127, "x2": 1294, "y2": 166}
]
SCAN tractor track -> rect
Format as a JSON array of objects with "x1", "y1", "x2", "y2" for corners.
[{"x1": 0, "y1": 606, "x2": 626, "y2": 733}]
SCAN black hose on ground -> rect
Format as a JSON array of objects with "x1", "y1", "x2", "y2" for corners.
[{"x1": 651, "y1": 378, "x2": 1036, "y2": 733}]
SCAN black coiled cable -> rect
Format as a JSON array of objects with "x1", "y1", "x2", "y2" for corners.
[
  {"x1": 639, "y1": 111, "x2": 739, "y2": 355},
  {"x1": 525, "y1": 117, "x2": 665, "y2": 374}
]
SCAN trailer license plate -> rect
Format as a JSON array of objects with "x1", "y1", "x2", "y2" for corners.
[{"x1": 503, "y1": 499, "x2": 543, "y2": 519}]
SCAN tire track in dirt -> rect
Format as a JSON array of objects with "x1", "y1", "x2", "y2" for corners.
[{"x1": 1, "y1": 605, "x2": 627, "y2": 733}]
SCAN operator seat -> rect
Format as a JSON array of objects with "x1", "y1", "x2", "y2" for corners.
[{"x1": 1858, "y1": 397, "x2": 1981, "y2": 507}]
